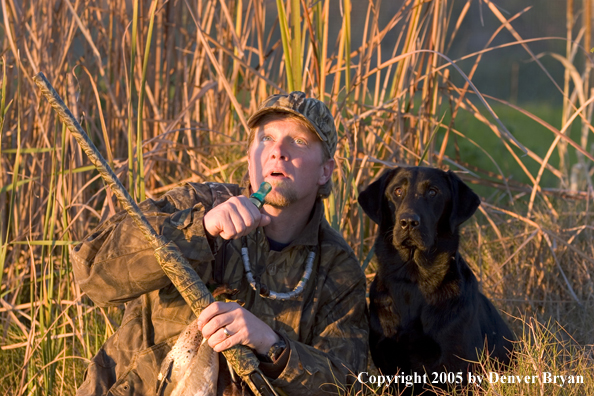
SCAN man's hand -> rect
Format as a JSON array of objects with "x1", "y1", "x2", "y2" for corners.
[
  {"x1": 203, "y1": 196, "x2": 271, "y2": 240},
  {"x1": 197, "y1": 301, "x2": 279, "y2": 354}
]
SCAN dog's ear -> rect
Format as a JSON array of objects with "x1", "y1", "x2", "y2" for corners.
[
  {"x1": 358, "y1": 168, "x2": 399, "y2": 224},
  {"x1": 447, "y1": 171, "x2": 480, "y2": 231}
]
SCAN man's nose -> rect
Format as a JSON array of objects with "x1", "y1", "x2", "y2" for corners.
[{"x1": 270, "y1": 139, "x2": 289, "y2": 160}]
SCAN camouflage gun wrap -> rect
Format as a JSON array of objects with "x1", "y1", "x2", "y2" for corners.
[{"x1": 33, "y1": 71, "x2": 278, "y2": 396}]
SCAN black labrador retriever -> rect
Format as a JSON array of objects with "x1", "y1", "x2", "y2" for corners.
[{"x1": 358, "y1": 167, "x2": 514, "y2": 392}]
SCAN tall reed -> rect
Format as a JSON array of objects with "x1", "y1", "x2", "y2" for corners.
[{"x1": 0, "y1": 1, "x2": 593, "y2": 394}]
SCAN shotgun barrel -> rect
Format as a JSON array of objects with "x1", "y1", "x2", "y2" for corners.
[{"x1": 33, "y1": 71, "x2": 278, "y2": 396}]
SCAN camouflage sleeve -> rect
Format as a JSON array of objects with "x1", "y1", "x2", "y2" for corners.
[
  {"x1": 271, "y1": 252, "x2": 369, "y2": 395},
  {"x1": 71, "y1": 183, "x2": 217, "y2": 307}
]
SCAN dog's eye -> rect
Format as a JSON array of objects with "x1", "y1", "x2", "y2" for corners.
[
  {"x1": 428, "y1": 188, "x2": 437, "y2": 197},
  {"x1": 394, "y1": 187, "x2": 403, "y2": 197}
]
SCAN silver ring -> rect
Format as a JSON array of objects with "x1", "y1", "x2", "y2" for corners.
[{"x1": 223, "y1": 326, "x2": 231, "y2": 338}]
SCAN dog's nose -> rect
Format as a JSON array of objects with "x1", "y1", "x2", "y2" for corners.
[{"x1": 399, "y1": 213, "x2": 420, "y2": 230}]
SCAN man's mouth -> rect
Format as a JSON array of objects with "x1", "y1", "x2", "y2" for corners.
[{"x1": 267, "y1": 170, "x2": 288, "y2": 180}]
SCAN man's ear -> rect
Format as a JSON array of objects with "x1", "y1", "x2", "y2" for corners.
[
  {"x1": 318, "y1": 158, "x2": 335, "y2": 185},
  {"x1": 358, "y1": 168, "x2": 399, "y2": 225},
  {"x1": 447, "y1": 170, "x2": 480, "y2": 232}
]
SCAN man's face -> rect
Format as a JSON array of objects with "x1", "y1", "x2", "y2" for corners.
[{"x1": 248, "y1": 117, "x2": 334, "y2": 208}]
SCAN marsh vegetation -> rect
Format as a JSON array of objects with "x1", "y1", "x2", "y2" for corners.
[{"x1": 0, "y1": 0, "x2": 593, "y2": 394}]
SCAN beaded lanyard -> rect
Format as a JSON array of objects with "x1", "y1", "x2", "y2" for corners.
[{"x1": 241, "y1": 236, "x2": 315, "y2": 301}]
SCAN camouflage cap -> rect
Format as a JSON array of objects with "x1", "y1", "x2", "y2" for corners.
[{"x1": 247, "y1": 91, "x2": 337, "y2": 158}]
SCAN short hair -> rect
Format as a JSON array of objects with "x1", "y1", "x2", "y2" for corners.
[{"x1": 248, "y1": 112, "x2": 333, "y2": 199}]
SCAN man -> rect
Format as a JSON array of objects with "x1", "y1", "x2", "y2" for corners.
[{"x1": 72, "y1": 92, "x2": 368, "y2": 395}]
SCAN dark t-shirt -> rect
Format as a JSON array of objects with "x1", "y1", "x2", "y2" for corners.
[{"x1": 267, "y1": 237, "x2": 290, "y2": 252}]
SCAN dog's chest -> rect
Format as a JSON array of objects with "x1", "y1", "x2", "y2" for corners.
[{"x1": 371, "y1": 279, "x2": 428, "y2": 336}]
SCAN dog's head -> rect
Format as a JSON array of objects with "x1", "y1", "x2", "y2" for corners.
[{"x1": 358, "y1": 167, "x2": 480, "y2": 253}]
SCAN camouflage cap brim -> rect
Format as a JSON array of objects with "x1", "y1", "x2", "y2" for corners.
[{"x1": 247, "y1": 92, "x2": 337, "y2": 158}]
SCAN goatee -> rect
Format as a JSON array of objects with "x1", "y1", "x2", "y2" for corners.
[{"x1": 264, "y1": 180, "x2": 298, "y2": 208}]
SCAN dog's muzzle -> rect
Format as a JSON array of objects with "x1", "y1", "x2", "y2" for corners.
[
  {"x1": 393, "y1": 212, "x2": 430, "y2": 251},
  {"x1": 399, "y1": 213, "x2": 420, "y2": 231}
]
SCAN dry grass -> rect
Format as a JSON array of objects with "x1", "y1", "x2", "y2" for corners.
[{"x1": 0, "y1": 0, "x2": 593, "y2": 395}]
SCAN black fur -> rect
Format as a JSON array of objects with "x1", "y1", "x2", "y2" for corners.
[{"x1": 359, "y1": 167, "x2": 514, "y2": 394}]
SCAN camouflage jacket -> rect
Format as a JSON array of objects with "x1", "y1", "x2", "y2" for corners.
[{"x1": 72, "y1": 182, "x2": 369, "y2": 396}]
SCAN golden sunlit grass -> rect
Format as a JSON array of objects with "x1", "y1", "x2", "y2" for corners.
[{"x1": 0, "y1": 0, "x2": 593, "y2": 395}]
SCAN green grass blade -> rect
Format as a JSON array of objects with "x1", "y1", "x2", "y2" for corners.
[
  {"x1": 320, "y1": 0, "x2": 329, "y2": 99},
  {"x1": 290, "y1": 0, "x2": 302, "y2": 90},
  {"x1": 128, "y1": 0, "x2": 139, "y2": 201},
  {"x1": 276, "y1": 0, "x2": 294, "y2": 91},
  {"x1": 1, "y1": 55, "x2": 22, "y2": 291},
  {"x1": 137, "y1": 0, "x2": 159, "y2": 202},
  {"x1": 343, "y1": 0, "x2": 351, "y2": 98},
  {"x1": 2, "y1": 148, "x2": 54, "y2": 154},
  {"x1": 10, "y1": 241, "x2": 79, "y2": 246},
  {"x1": 0, "y1": 57, "x2": 6, "y2": 137}
]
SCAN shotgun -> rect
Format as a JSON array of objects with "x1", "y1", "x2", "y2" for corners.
[{"x1": 33, "y1": 71, "x2": 278, "y2": 396}]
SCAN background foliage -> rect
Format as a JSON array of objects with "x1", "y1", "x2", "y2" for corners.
[{"x1": 0, "y1": 0, "x2": 593, "y2": 394}]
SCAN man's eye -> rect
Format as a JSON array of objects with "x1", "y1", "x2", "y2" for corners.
[
  {"x1": 262, "y1": 135, "x2": 273, "y2": 142},
  {"x1": 294, "y1": 138, "x2": 307, "y2": 145}
]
